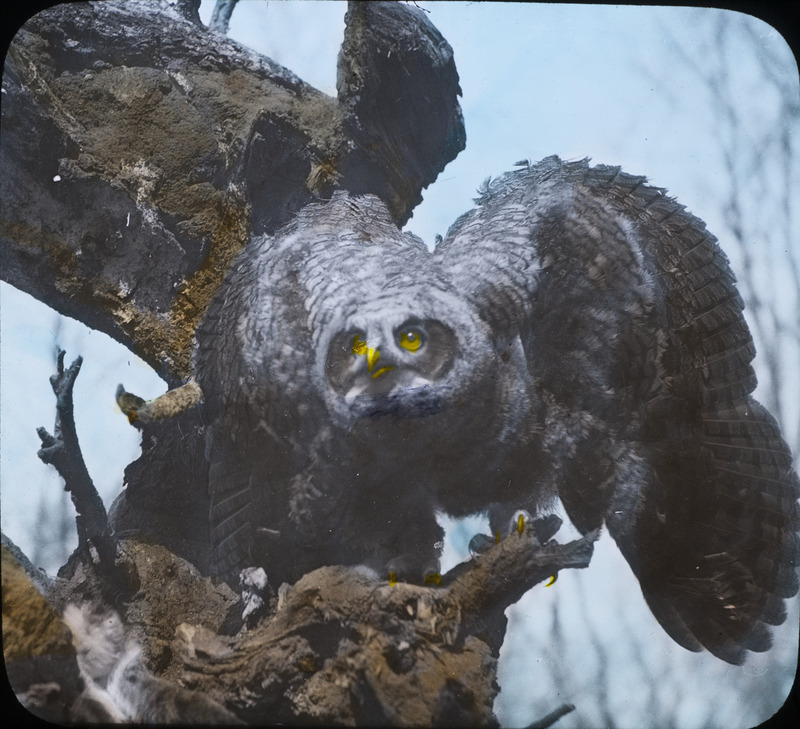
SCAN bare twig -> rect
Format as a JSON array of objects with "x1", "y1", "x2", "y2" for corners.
[
  {"x1": 36, "y1": 349, "x2": 117, "y2": 576},
  {"x1": 209, "y1": 0, "x2": 239, "y2": 34},
  {"x1": 526, "y1": 703, "x2": 576, "y2": 729}
]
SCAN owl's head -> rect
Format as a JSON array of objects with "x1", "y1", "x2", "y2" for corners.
[
  {"x1": 257, "y1": 194, "x2": 503, "y2": 435},
  {"x1": 320, "y1": 283, "x2": 496, "y2": 432}
]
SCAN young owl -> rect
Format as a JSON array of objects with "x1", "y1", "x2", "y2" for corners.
[{"x1": 194, "y1": 156, "x2": 799, "y2": 665}]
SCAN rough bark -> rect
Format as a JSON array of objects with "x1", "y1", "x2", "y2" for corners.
[
  {"x1": 2, "y1": 538, "x2": 83, "y2": 724},
  {"x1": 5, "y1": 527, "x2": 596, "y2": 725},
  {"x1": 1, "y1": 0, "x2": 464, "y2": 384}
]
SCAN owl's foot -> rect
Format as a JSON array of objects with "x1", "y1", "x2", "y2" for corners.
[
  {"x1": 469, "y1": 512, "x2": 563, "y2": 556},
  {"x1": 385, "y1": 554, "x2": 441, "y2": 586},
  {"x1": 468, "y1": 533, "x2": 496, "y2": 557},
  {"x1": 506, "y1": 510, "x2": 562, "y2": 543},
  {"x1": 529, "y1": 513, "x2": 562, "y2": 543}
]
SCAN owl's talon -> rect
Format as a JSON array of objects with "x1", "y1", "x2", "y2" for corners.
[
  {"x1": 424, "y1": 571, "x2": 442, "y2": 586},
  {"x1": 509, "y1": 509, "x2": 533, "y2": 536}
]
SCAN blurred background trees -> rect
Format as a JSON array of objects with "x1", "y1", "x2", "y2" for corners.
[{"x1": 658, "y1": 10, "x2": 799, "y2": 460}]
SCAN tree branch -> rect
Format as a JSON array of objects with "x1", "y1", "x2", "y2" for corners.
[
  {"x1": 209, "y1": 0, "x2": 239, "y2": 34},
  {"x1": 526, "y1": 703, "x2": 576, "y2": 729},
  {"x1": 1, "y1": 0, "x2": 464, "y2": 384},
  {"x1": 36, "y1": 350, "x2": 117, "y2": 577}
]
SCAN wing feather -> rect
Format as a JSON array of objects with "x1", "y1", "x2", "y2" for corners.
[
  {"x1": 438, "y1": 156, "x2": 799, "y2": 664},
  {"x1": 595, "y1": 159, "x2": 800, "y2": 663},
  {"x1": 208, "y1": 452, "x2": 254, "y2": 576}
]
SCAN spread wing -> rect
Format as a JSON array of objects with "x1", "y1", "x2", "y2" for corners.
[{"x1": 437, "y1": 156, "x2": 800, "y2": 664}]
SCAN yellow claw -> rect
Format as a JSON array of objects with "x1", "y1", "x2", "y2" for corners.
[
  {"x1": 372, "y1": 366, "x2": 394, "y2": 379},
  {"x1": 495, "y1": 529, "x2": 500, "y2": 545},
  {"x1": 545, "y1": 573, "x2": 557, "y2": 587},
  {"x1": 424, "y1": 572, "x2": 442, "y2": 586},
  {"x1": 517, "y1": 513, "x2": 526, "y2": 535},
  {"x1": 388, "y1": 571, "x2": 398, "y2": 587}
]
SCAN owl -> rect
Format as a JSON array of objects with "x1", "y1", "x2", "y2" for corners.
[{"x1": 194, "y1": 156, "x2": 799, "y2": 664}]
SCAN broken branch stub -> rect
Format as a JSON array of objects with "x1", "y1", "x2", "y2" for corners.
[
  {"x1": 337, "y1": 1, "x2": 466, "y2": 223},
  {"x1": 115, "y1": 381, "x2": 203, "y2": 425}
]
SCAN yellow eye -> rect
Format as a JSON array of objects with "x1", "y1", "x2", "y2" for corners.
[{"x1": 398, "y1": 329, "x2": 422, "y2": 353}]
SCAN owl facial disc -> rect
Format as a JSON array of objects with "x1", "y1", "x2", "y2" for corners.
[{"x1": 324, "y1": 317, "x2": 458, "y2": 420}]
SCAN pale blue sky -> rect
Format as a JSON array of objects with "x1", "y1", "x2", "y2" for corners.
[{"x1": 2, "y1": 3, "x2": 798, "y2": 727}]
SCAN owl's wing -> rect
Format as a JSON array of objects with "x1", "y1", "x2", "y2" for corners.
[
  {"x1": 437, "y1": 156, "x2": 799, "y2": 664},
  {"x1": 196, "y1": 209, "x2": 366, "y2": 581},
  {"x1": 591, "y1": 162, "x2": 800, "y2": 664},
  {"x1": 196, "y1": 233, "x2": 313, "y2": 580},
  {"x1": 196, "y1": 289, "x2": 258, "y2": 578}
]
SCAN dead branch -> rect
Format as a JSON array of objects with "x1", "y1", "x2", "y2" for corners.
[
  {"x1": 526, "y1": 703, "x2": 576, "y2": 729},
  {"x1": 209, "y1": 0, "x2": 239, "y2": 35},
  {"x1": 36, "y1": 350, "x2": 117, "y2": 580}
]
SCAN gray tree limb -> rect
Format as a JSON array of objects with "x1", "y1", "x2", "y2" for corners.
[
  {"x1": 1, "y1": 0, "x2": 464, "y2": 385},
  {"x1": 36, "y1": 350, "x2": 117, "y2": 578},
  {"x1": 209, "y1": 0, "x2": 239, "y2": 34}
]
